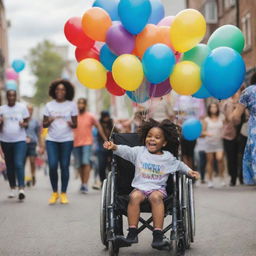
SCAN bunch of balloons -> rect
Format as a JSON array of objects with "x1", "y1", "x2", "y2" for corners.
[
  {"x1": 64, "y1": 0, "x2": 246, "y2": 103},
  {"x1": 5, "y1": 59, "x2": 26, "y2": 91}
]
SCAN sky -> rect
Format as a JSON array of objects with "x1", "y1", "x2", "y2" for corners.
[{"x1": 5, "y1": 0, "x2": 94, "y2": 96}]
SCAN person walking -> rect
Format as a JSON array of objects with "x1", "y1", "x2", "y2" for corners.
[
  {"x1": 0, "y1": 89, "x2": 29, "y2": 200},
  {"x1": 232, "y1": 72, "x2": 256, "y2": 185},
  {"x1": 25, "y1": 104, "x2": 43, "y2": 186},
  {"x1": 43, "y1": 79, "x2": 78, "y2": 204},
  {"x1": 203, "y1": 103, "x2": 225, "y2": 188},
  {"x1": 73, "y1": 98, "x2": 107, "y2": 193}
]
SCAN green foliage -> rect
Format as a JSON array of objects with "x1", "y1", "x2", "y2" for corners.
[{"x1": 27, "y1": 40, "x2": 65, "y2": 105}]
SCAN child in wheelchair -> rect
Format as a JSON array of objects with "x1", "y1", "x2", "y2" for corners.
[{"x1": 103, "y1": 119, "x2": 199, "y2": 250}]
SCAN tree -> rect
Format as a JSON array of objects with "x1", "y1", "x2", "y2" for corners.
[{"x1": 27, "y1": 40, "x2": 65, "y2": 105}]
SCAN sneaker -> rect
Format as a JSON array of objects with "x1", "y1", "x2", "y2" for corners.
[
  {"x1": 92, "y1": 183, "x2": 101, "y2": 190},
  {"x1": 18, "y1": 189, "x2": 25, "y2": 201},
  {"x1": 208, "y1": 181, "x2": 214, "y2": 188},
  {"x1": 125, "y1": 228, "x2": 138, "y2": 244},
  {"x1": 80, "y1": 184, "x2": 88, "y2": 194},
  {"x1": 48, "y1": 192, "x2": 59, "y2": 205},
  {"x1": 220, "y1": 180, "x2": 226, "y2": 187},
  {"x1": 60, "y1": 193, "x2": 69, "y2": 204},
  {"x1": 151, "y1": 230, "x2": 169, "y2": 250},
  {"x1": 8, "y1": 189, "x2": 16, "y2": 198}
]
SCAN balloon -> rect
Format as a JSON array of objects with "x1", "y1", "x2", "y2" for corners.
[
  {"x1": 82, "y1": 7, "x2": 112, "y2": 42},
  {"x1": 157, "y1": 15, "x2": 175, "y2": 26},
  {"x1": 64, "y1": 17, "x2": 94, "y2": 49},
  {"x1": 93, "y1": 0, "x2": 120, "y2": 21},
  {"x1": 76, "y1": 58, "x2": 107, "y2": 89},
  {"x1": 5, "y1": 80, "x2": 17, "y2": 91},
  {"x1": 6, "y1": 68, "x2": 18, "y2": 80},
  {"x1": 208, "y1": 25, "x2": 245, "y2": 53},
  {"x1": 170, "y1": 61, "x2": 201, "y2": 95},
  {"x1": 157, "y1": 26, "x2": 174, "y2": 49},
  {"x1": 118, "y1": 0, "x2": 152, "y2": 35},
  {"x1": 112, "y1": 54, "x2": 144, "y2": 91},
  {"x1": 148, "y1": 0, "x2": 165, "y2": 25},
  {"x1": 182, "y1": 118, "x2": 202, "y2": 141},
  {"x1": 135, "y1": 24, "x2": 158, "y2": 58},
  {"x1": 192, "y1": 85, "x2": 211, "y2": 99},
  {"x1": 142, "y1": 43, "x2": 175, "y2": 84},
  {"x1": 100, "y1": 44, "x2": 118, "y2": 71},
  {"x1": 126, "y1": 79, "x2": 150, "y2": 103},
  {"x1": 182, "y1": 43, "x2": 211, "y2": 66},
  {"x1": 75, "y1": 47, "x2": 99, "y2": 62},
  {"x1": 202, "y1": 47, "x2": 246, "y2": 100},
  {"x1": 149, "y1": 79, "x2": 172, "y2": 97},
  {"x1": 170, "y1": 9, "x2": 206, "y2": 53},
  {"x1": 12, "y1": 59, "x2": 25, "y2": 73},
  {"x1": 106, "y1": 72, "x2": 126, "y2": 96},
  {"x1": 106, "y1": 23, "x2": 135, "y2": 55}
]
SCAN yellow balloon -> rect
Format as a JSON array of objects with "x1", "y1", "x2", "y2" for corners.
[
  {"x1": 112, "y1": 54, "x2": 144, "y2": 91},
  {"x1": 170, "y1": 61, "x2": 201, "y2": 95},
  {"x1": 76, "y1": 58, "x2": 107, "y2": 89},
  {"x1": 170, "y1": 9, "x2": 206, "y2": 53}
]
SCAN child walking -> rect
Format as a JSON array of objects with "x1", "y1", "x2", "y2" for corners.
[{"x1": 103, "y1": 119, "x2": 199, "y2": 250}]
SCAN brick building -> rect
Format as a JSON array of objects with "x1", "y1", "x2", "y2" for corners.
[{"x1": 186, "y1": 0, "x2": 256, "y2": 83}]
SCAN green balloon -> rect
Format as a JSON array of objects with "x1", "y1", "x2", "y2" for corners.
[
  {"x1": 182, "y1": 44, "x2": 211, "y2": 66},
  {"x1": 207, "y1": 25, "x2": 245, "y2": 53}
]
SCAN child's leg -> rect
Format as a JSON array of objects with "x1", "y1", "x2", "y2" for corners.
[
  {"x1": 148, "y1": 191, "x2": 165, "y2": 229},
  {"x1": 127, "y1": 190, "x2": 145, "y2": 227},
  {"x1": 206, "y1": 153, "x2": 214, "y2": 181}
]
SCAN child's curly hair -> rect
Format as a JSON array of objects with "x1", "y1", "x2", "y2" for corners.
[{"x1": 138, "y1": 119, "x2": 180, "y2": 157}]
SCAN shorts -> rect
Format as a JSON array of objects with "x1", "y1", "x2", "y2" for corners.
[
  {"x1": 131, "y1": 188, "x2": 167, "y2": 199},
  {"x1": 181, "y1": 137, "x2": 196, "y2": 158},
  {"x1": 73, "y1": 145, "x2": 92, "y2": 168},
  {"x1": 26, "y1": 143, "x2": 37, "y2": 157}
]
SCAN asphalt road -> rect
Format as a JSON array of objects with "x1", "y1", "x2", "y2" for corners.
[{"x1": 0, "y1": 170, "x2": 255, "y2": 256}]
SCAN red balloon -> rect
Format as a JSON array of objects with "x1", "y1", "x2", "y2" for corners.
[
  {"x1": 75, "y1": 47, "x2": 100, "y2": 62},
  {"x1": 106, "y1": 72, "x2": 126, "y2": 96},
  {"x1": 64, "y1": 17, "x2": 94, "y2": 49}
]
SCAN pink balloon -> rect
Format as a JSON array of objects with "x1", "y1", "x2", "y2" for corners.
[
  {"x1": 6, "y1": 68, "x2": 19, "y2": 80},
  {"x1": 175, "y1": 51, "x2": 182, "y2": 62},
  {"x1": 157, "y1": 16, "x2": 175, "y2": 26}
]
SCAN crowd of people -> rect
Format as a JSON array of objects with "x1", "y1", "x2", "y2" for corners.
[{"x1": 0, "y1": 72, "x2": 255, "y2": 204}]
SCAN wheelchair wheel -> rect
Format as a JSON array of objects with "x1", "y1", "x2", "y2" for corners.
[
  {"x1": 188, "y1": 179, "x2": 195, "y2": 242},
  {"x1": 109, "y1": 241, "x2": 119, "y2": 256},
  {"x1": 100, "y1": 179, "x2": 108, "y2": 248}
]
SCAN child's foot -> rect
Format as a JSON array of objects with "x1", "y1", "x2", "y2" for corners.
[
  {"x1": 60, "y1": 193, "x2": 69, "y2": 204},
  {"x1": 48, "y1": 192, "x2": 59, "y2": 205},
  {"x1": 18, "y1": 189, "x2": 25, "y2": 201},
  {"x1": 125, "y1": 227, "x2": 138, "y2": 244},
  {"x1": 151, "y1": 230, "x2": 168, "y2": 250}
]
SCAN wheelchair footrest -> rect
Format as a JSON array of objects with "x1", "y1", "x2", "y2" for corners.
[{"x1": 115, "y1": 236, "x2": 132, "y2": 248}]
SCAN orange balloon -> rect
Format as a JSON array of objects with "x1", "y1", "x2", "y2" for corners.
[
  {"x1": 135, "y1": 24, "x2": 159, "y2": 58},
  {"x1": 82, "y1": 7, "x2": 112, "y2": 42},
  {"x1": 157, "y1": 26, "x2": 174, "y2": 51}
]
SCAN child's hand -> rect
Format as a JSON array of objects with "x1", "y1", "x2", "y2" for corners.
[
  {"x1": 188, "y1": 170, "x2": 200, "y2": 180},
  {"x1": 103, "y1": 141, "x2": 117, "y2": 151}
]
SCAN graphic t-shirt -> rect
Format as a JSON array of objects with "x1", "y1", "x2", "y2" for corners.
[
  {"x1": 73, "y1": 112, "x2": 97, "y2": 147},
  {"x1": 44, "y1": 100, "x2": 78, "y2": 142},
  {"x1": 114, "y1": 145, "x2": 190, "y2": 191},
  {"x1": 0, "y1": 102, "x2": 29, "y2": 142}
]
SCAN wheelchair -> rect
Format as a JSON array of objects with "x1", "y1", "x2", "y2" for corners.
[{"x1": 100, "y1": 133, "x2": 196, "y2": 256}]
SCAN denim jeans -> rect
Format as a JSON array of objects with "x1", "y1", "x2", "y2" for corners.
[
  {"x1": 198, "y1": 151, "x2": 206, "y2": 181},
  {"x1": 46, "y1": 140, "x2": 73, "y2": 193},
  {"x1": 1, "y1": 141, "x2": 27, "y2": 188}
]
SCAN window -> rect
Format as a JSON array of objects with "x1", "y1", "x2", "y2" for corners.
[
  {"x1": 204, "y1": 0, "x2": 218, "y2": 24},
  {"x1": 241, "y1": 13, "x2": 252, "y2": 50},
  {"x1": 224, "y1": 0, "x2": 236, "y2": 9}
]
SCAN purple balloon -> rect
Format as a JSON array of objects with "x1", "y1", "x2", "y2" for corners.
[
  {"x1": 149, "y1": 79, "x2": 172, "y2": 97},
  {"x1": 106, "y1": 23, "x2": 135, "y2": 55}
]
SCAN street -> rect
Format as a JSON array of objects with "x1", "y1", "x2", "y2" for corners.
[{"x1": 0, "y1": 170, "x2": 255, "y2": 256}]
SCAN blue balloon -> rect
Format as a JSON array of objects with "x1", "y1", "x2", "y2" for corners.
[
  {"x1": 100, "y1": 44, "x2": 118, "y2": 71},
  {"x1": 182, "y1": 118, "x2": 202, "y2": 141},
  {"x1": 148, "y1": 0, "x2": 165, "y2": 24},
  {"x1": 142, "y1": 43, "x2": 175, "y2": 84},
  {"x1": 12, "y1": 59, "x2": 25, "y2": 73},
  {"x1": 6, "y1": 80, "x2": 17, "y2": 91},
  {"x1": 202, "y1": 47, "x2": 246, "y2": 100},
  {"x1": 118, "y1": 0, "x2": 152, "y2": 35},
  {"x1": 93, "y1": 0, "x2": 120, "y2": 21},
  {"x1": 126, "y1": 91, "x2": 150, "y2": 103},
  {"x1": 193, "y1": 85, "x2": 211, "y2": 99}
]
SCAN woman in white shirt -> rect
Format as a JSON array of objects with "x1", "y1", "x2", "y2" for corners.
[
  {"x1": 43, "y1": 79, "x2": 78, "y2": 205},
  {"x1": 0, "y1": 89, "x2": 29, "y2": 200}
]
